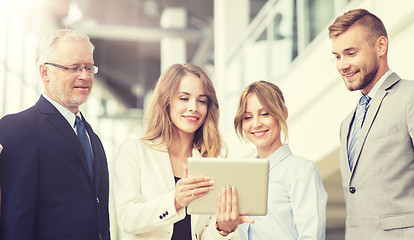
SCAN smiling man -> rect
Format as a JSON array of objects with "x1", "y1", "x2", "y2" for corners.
[
  {"x1": 329, "y1": 9, "x2": 414, "y2": 239},
  {"x1": 0, "y1": 29, "x2": 110, "y2": 240}
]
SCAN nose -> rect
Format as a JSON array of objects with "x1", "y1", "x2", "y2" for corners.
[
  {"x1": 337, "y1": 58, "x2": 350, "y2": 72},
  {"x1": 252, "y1": 116, "x2": 262, "y2": 128},
  {"x1": 188, "y1": 99, "x2": 198, "y2": 112}
]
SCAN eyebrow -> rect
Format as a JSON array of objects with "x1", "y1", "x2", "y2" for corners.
[
  {"x1": 332, "y1": 47, "x2": 357, "y2": 55},
  {"x1": 178, "y1": 92, "x2": 208, "y2": 98}
]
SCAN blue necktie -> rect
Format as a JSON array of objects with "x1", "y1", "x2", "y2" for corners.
[
  {"x1": 75, "y1": 116, "x2": 94, "y2": 177},
  {"x1": 348, "y1": 95, "x2": 371, "y2": 171}
]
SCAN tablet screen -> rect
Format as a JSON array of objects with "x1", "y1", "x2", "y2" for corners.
[{"x1": 187, "y1": 157, "x2": 268, "y2": 215}]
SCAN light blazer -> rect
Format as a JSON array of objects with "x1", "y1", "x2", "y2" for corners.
[
  {"x1": 113, "y1": 138, "x2": 237, "y2": 240},
  {"x1": 0, "y1": 95, "x2": 110, "y2": 240},
  {"x1": 339, "y1": 72, "x2": 414, "y2": 239}
]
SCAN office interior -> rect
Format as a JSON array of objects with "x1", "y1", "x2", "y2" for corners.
[{"x1": 1, "y1": 0, "x2": 414, "y2": 239}]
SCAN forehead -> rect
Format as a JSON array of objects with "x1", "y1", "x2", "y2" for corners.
[
  {"x1": 177, "y1": 74, "x2": 206, "y2": 95},
  {"x1": 331, "y1": 25, "x2": 368, "y2": 52},
  {"x1": 54, "y1": 39, "x2": 94, "y2": 64},
  {"x1": 245, "y1": 93, "x2": 263, "y2": 111}
]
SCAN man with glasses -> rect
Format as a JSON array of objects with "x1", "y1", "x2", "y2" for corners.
[{"x1": 0, "y1": 29, "x2": 110, "y2": 240}]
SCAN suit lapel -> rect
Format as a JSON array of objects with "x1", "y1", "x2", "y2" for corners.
[
  {"x1": 36, "y1": 96, "x2": 94, "y2": 186},
  {"x1": 342, "y1": 110, "x2": 355, "y2": 180},
  {"x1": 350, "y1": 73, "x2": 401, "y2": 176}
]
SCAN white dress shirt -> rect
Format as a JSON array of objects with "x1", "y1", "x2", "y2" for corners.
[{"x1": 238, "y1": 144, "x2": 327, "y2": 240}]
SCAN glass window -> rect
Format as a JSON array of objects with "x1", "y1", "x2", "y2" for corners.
[{"x1": 307, "y1": 0, "x2": 335, "y2": 43}]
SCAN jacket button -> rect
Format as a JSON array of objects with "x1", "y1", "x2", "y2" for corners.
[
  {"x1": 165, "y1": 211, "x2": 168, "y2": 215},
  {"x1": 349, "y1": 187, "x2": 356, "y2": 194},
  {"x1": 163, "y1": 213, "x2": 166, "y2": 217},
  {"x1": 159, "y1": 215, "x2": 163, "y2": 219}
]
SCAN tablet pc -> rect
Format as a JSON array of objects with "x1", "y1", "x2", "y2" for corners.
[{"x1": 187, "y1": 157, "x2": 269, "y2": 215}]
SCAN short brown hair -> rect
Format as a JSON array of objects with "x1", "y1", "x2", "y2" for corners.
[
  {"x1": 328, "y1": 8, "x2": 387, "y2": 46},
  {"x1": 234, "y1": 81, "x2": 288, "y2": 143}
]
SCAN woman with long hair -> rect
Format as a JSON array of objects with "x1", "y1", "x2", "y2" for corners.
[{"x1": 113, "y1": 63, "x2": 246, "y2": 239}]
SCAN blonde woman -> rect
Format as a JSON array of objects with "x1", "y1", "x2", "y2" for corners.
[
  {"x1": 114, "y1": 63, "x2": 246, "y2": 240},
  {"x1": 233, "y1": 81, "x2": 327, "y2": 240}
]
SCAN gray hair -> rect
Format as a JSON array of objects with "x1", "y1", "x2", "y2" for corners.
[{"x1": 35, "y1": 29, "x2": 94, "y2": 66}]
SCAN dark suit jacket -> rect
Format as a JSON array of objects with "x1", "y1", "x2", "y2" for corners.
[{"x1": 0, "y1": 95, "x2": 110, "y2": 240}]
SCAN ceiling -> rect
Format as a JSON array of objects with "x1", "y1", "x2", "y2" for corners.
[{"x1": 54, "y1": 0, "x2": 267, "y2": 109}]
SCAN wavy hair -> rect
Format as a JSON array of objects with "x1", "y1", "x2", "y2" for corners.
[
  {"x1": 142, "y1": 63, "x2": 225, "y2": 157},
  {"x1": 234, "y1": 81, "x2": 288, "y2": 143}
]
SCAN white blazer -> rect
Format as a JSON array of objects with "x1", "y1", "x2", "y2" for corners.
[{"x1": 113, "y1": 138, "x2": 238, "y2": 240}]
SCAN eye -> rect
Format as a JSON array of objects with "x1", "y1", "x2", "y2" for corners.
[
  {"x1": 179, "y1": 97, "x2": 189, "y2": 101},
  {"x1": 67, "y1": 65, "x2": 81, "y2": 72},
  {"x1": 260, "y1": 112, "x2": 269, "y2": 116},
  {"x1": 84, "y1": 65, "x2": 94, "y2": 72},
  {"x1": 243, "y1": 115, "x2": 252, "y2": 120},
  {"x1": 349, "y1": 52, "x2": 356, "y2": 56},
  {"x1": 198, "y1": 98, "x2": 207, "y2": 104}
]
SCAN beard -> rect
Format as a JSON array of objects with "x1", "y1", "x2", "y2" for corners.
[
  {"x1": 48, "y1": 80, "x2": 88, "y2": 110},
  {"x1": 345, "y1": 57, "x2": 379, "y2": 92}
]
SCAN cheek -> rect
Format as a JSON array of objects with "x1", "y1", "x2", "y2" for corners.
[
  {"x1": 242, "y1": 122, "x2": 250, "y2": 134},
  {"x1": 200, "y1": 105, "x2": 208, "y2": 119}
]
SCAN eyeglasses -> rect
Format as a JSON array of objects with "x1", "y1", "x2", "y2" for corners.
[{"x1": 45, "y1": 62, "x2": 99, "y2": 74}]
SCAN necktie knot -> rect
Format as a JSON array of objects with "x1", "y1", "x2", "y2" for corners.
[
  {"x1": 75, "y1": 116, "x2": 81, "y2": 128},
  {"x1": 359, "y1": 95, "x2": 371, "y2": 107}
]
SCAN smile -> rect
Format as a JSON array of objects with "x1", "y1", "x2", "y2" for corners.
[
  {"x1": 183, "y1": 115, "x2": 199, "y2": 122},
  {"x1": 342, "y1": 70, "x2": 359, "y2": 78},
  {"x1": 251, "y1": 130, "x2": 268, "y2": 137}
]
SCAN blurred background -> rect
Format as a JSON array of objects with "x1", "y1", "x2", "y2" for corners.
[{"x1": 1, "y1": 0, "x2": 414, "y2": 239}]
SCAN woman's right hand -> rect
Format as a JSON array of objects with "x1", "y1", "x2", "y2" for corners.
[
  {"x1": 215, "y1": 186, "x2": 254, "y2": 234},
  {"x1": 174, "y1": 166, "x2": 215, "y2": 211}
]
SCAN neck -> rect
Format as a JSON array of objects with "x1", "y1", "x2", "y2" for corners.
[
  {"x1": 168, "y1": 132, "x2": 194, "y2": 160},
  {"x1": 168, "y1": 132, "x2": 194, "y2": 178},
  {"x1": 362, "y1": 60, "x2": 389, "y2": 95},
  {"x1": 257, "y1": 142, "x2": 282, "y2": 159}
]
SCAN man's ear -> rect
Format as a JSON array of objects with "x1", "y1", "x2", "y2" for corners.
[
  {"x1": 39, "y1": 64, "x2": 49, "y2": 82},
  {"x1": 377, "y1": 36, "x2": 388, "y2": 56}
]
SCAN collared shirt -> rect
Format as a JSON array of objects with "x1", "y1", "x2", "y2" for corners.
[
  {"x1": 363, "y1": 69, "x2": 393, "y2": 99},
  {"x1": 42, "y1": 94, "x2": 91, "y2": 142},
  {"x1": 238, "y1": 144, "x2": 327, "y2": 240}
]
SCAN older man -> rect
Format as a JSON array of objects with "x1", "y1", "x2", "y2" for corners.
[{"x1": 0, "y1": 29, "x2": 110, "y2": 240}]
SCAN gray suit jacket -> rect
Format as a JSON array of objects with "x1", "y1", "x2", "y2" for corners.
[{"x1": 339, "y1": 72, "x2": 414, "y2": 240}]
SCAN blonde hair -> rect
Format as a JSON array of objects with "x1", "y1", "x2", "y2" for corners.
[
  {"x1": 234, "y1": 81, "x2": 288, "y2": 143},
  {"x1": 142, "y1": 63, "x2": 225, "y2": 157},
  {"x1": 328, "y1": 8, "x2": 388, "y2": 47}
]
